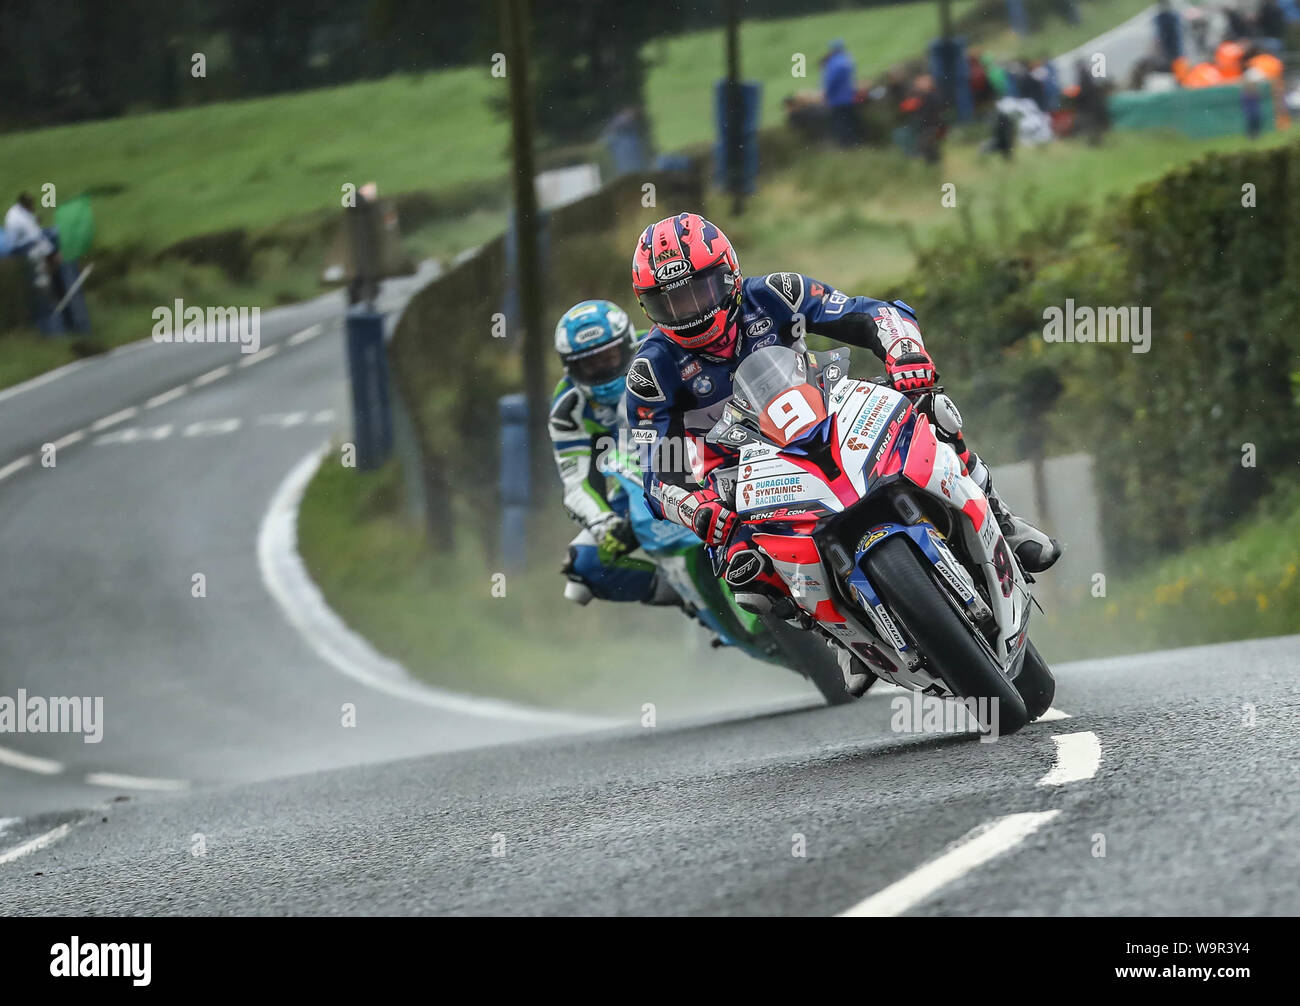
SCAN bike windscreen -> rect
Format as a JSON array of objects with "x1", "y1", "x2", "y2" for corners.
[{"x1": 734, "y1": 345, "x2": 828, "y2": 446}]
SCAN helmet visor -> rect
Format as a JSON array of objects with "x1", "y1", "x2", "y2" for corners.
[
  {"x1": 640, "y1": 264, "x2": 734, "y2": 332},
  {"x1": 568, "y1": 338, "x2": 632, "y2": 385}
]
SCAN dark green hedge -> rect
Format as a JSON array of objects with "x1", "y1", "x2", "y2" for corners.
[{"x1": 897, "y1": 139, "x2": 1300, "y2": 567}]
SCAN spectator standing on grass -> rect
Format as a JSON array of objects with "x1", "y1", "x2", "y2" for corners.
[
  {"x1": 1154, "y1": 0, "x2": 1185, "y2": 68},
  {"x1": 1222, "y1": 4, "x2": 1250, "y2": 38},
  {"x1": 822, "y1": 38, "x2": 859, "y2": 147},
  {"x1": 4, "y1": 192, "x2": 58, "y2": 290},
  {"x1": 1074, "y1": 58, "x2": 1110, "y2": 143}
]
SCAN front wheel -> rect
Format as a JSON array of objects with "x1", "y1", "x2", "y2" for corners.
[
  {"x1": 1015, "y1": 640, "x2": 1056, "y2": 722},
  {"x1": 865, "y1": 536, "x2": 1029, "y2": 735}
]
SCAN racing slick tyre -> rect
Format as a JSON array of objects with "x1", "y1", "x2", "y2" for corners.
[
  {"x1": 761, "y1": 614, "x2": 869, "y2": 706},
  {"x1": 1014, "y1": 640, "x2": 1056, "y2": 723},
  {"x1": 865, "y1": 536, "x2": 1029, "y2": 735}
]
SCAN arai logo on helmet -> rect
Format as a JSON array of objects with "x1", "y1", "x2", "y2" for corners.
[
  {"x1": 572, "y1": 324, "x2": 606, "y2": 345},
  {"x1": 654, "y1": 259, "x2": 690, "y2": 282}
]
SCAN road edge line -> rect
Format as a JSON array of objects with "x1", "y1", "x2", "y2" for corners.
[{"x1": 257, "y1": 443, "x2": 614, "y2": 729}]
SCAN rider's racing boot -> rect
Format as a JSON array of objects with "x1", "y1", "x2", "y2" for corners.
[
  {"x1": 835, "y1": 647, "x2": 875, "y2": 698},
  {"x1": 724, "y1": 545, "x2": 801, "y2": 622},
  {"x1": 966, "y1": 453, "x2": 1063, "y2": 574}
]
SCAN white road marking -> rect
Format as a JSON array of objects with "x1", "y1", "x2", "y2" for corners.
[
  {"x1": 0, "y1": 455, "x2": 33, "y2": 481},
  {"x1": 838, "y1": 810, "x2": 1061, "y2": 917},
  {"x1": 85, "y1": 772, "x2": 189, "y2": 792},
  {"x1": 94, "y1": 425, "x2": 173, "y2": 445},
  {"x1": 51, "y1": 429, "x2": 86, "y2": 450},
  {"x1": 257, "y1": 411, "x2": 307, "y2": 427},
  {"x1": 0, "y1": 359, "x2": 89, "y2": 404},
  {"x1": 0, "y1": 823, "x2": 74, "y2": 866},
  {"x1": 238, "y1": 344, "x2": 279, "y2": 367},
  {"x1": 1038, "y1": 731, "x2": 1102, "y2": 786},
  {"x1": 1038, "y1": 707, "x2": 1072, "y2": 722},
  {"x1": 191, "y1": 365, "x2": 231, "y2": 387},
  {"x1": 145, "y1": 386, "x2": 187, "y2": 409},
  {"x1": 0, "y1": 745, "x2": 64, "y2": 775},
  {"x1": 287, "y1": 324, "x2": 322, "y2": 345},
  {"x1": 90, "y1": 406, "x2": 138, "y2": 431},
  {"x1": 258, "y1": 445, "x2": 613, "y2": 729},
  {"x1": 182, "y1": 418, "x2": 241, "y2": 437}
]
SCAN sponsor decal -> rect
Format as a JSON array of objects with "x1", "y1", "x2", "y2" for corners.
[
  {"x1": 788, "y1": 572, "x2": 823, "y2": 592},
  {"x1": 636, "y1": 406, "x2": 655, "y2": 421},
  {"x1": 764, "y1": 272, "x2": 804, "y2": 312},
  {"x1": 653, "y1": 247, "x2": 679, "y2": 264},
  {"x1": 654, "y1": 259, "x2": 690, "y2": 282},
  {"x1": 980, "y1": 513, "x2": 997, "y2": 549},
  {"x1": 724, "y1": 549, "x2": 764, "y2": 586},
  {"x1": 935, "y1": 560, "x2": 975, "y2": 602},
  {"x1": 856, "y1": 527, "x2": 890, "y2": 553},
  {"x1": 726, "y1": 426, "x2": 748, "y2": 443},
  {"x1": 627, "y1": 358, "x2": 666, "y2": 402},
  {"x1": 875, "y1": 604, "x2": 908, "y2": 650},
  {"x1": 630, "y1": 429, "x2": 657, "y2": 443},
  {"x1": 569, "y1": 304, "x2": 600, "y2": 319},
  {"x1": 824, "y1": 290, "x2": 848, "y2": 315},
  {"x1": 809, "y1": 282, "x2": 825, "y2": 298},
  {"x1": 573, "y1": 324, "x2": 606, "y2": 345},
  {"x1": 691, "y1": 374, "x2": 714, "y2": 397},
  {"x1": 745, "y1": 317, "x2": 773, "y2": 339},
  {"x1": 822, "y1": 363, "x2": 843, "y2": 386},
  {"x1": 750, "y1": 505, "x2": 816, "y2": 520},
  {"x1": 742, "y1": 464, "x2": 752, "y2": 479},
  {"x1": 679, "y1": 360, "x2": 701, "y2": 379},
  {"x1": 752, "y1": 334, "x2": 778, "y2": 350}
]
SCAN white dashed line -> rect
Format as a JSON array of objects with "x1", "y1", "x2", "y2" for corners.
[
  {"x1": 145, "y1": 386, "x2": 187, "y2": 409},
  {"x1": 1038, "y1": 731, "x2": 1102, "y2": 786},
  {"x1": 238, "y1": 344, "x2": 279, "y2": 367},
  {"x1": 0, "y1": 745, "x2": 64, "y2": 775},
  {"x1": 0, "y1": 455, "x2": 33, "y2": 481},
  {"x1": 838, "y1": 811, "x2": 1061, "y2": 917},
  {"x1": 1038, "y1": 707, "x2": 1072, "y2": 722},
  {"x1": 182, "y1": 418, "x2": 241, "y2": 437},
  {"x1": 89, "y1": 406, "x2": 138, "y2": 432},
  {"x1": 51, "y1": 429, "x2": 86, "y2": 450},
  {"x1": 287, "y1": 324, "x2": 322, "y2": 345},
  {"x1": 191, "y1": 365, "x2": 231, "y2": 387},
  {"x1": 0, "y1": 823, "x2": 74, "y2": 866},
  {"x1": 84, "y1": 772, "x2": 189, "y2": 792}
]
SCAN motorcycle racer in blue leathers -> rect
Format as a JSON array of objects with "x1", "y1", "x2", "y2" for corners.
[
  {"x1": 625, "y1": 213, "x2": 1061, "y2": 606},
  {"x1": 550, "y1": 299, "x2": 681, "y2": 606}
]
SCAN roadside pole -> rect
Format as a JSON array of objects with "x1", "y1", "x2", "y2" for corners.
[
  {"x1": 501, "y1": 0, "x2": 550, "y2": 519},
  {"x1": 725, "y1": 0, "x2": 745, "y2": 217}
]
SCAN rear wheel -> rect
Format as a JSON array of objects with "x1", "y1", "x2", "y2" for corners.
[
  {"x1": 1015, "y1": 640, "x2": 1056, "y2": 722},
  {"x1": 865, "y1": 536, "x2": 1029, "y2": 735},
  {"x1": 761, "y1": 614, "x2": 865, "y2": 706}
]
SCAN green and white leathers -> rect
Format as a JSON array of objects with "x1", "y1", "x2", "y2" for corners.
[{"x1": 550, "y1": 306, "x2": 659, "y2": 604}]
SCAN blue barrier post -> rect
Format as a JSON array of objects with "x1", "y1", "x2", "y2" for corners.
[
  {"x1": 713, "y1": 80, "x2": 762, "y2": 196},
  {"x1": 930, "y1": 36, "x2": 973, "y2": 124},
  {"x1": 344, "y1": 305, "x2": 394, "y2": 470},
  {"x1": 498, "y1": 393, "x2": 530, "y2": 570}
]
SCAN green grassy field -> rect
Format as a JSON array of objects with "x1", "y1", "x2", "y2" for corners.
[
  {"x1": 0, "y1": 0, "x2": 1145, "y2": 258},
  {"x1": 1034, "y1": 487, "x2": 1300, "y2": 658},
  {"x1": 715, "y1": 127, "x2": 1295, "y2": 291}
]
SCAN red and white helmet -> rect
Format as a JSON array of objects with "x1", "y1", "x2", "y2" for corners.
[{"x1": 631, "y1": 212, "x2": 742, "y2": 357}]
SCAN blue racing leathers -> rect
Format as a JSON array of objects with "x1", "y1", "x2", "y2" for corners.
[{"x1": 625, "y1": 271, "x2": 924, "y2": 528}]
